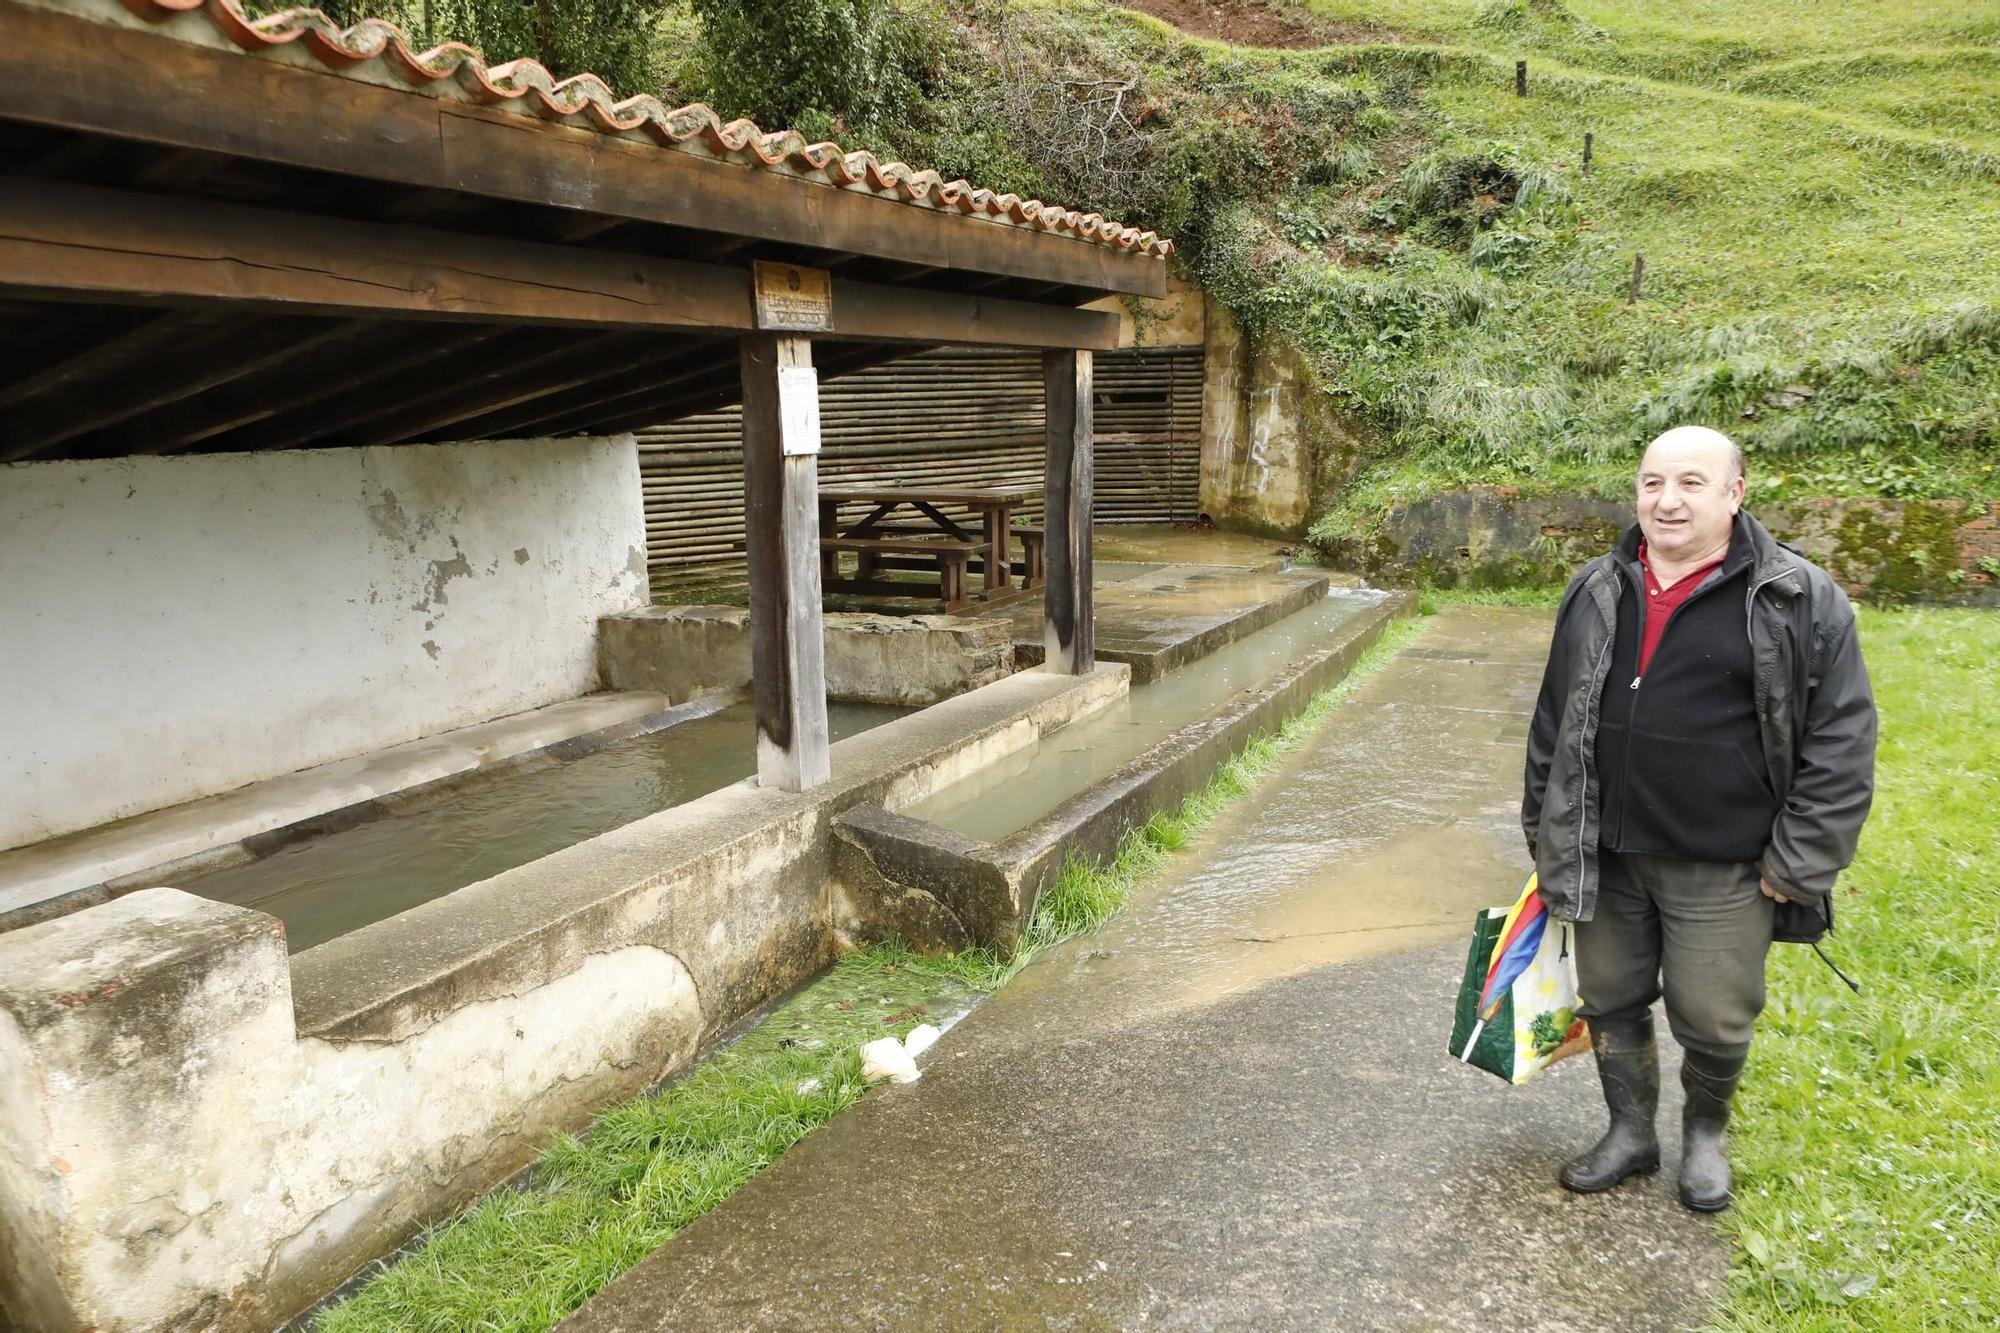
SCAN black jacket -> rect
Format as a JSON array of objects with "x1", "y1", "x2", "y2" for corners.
[{"x1": 1522, "y1": 511, "x2": 1877, "y2": 922}]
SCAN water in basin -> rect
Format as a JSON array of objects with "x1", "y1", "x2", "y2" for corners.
[
  {"x1": 903, "y1": 590, "x2": 1389, "y2": 843},
  {"x1": 183, "y1": 700, "x2": 906, "y2": 952}
]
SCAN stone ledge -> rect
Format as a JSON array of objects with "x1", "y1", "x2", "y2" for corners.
[
  {"x1": 288, "y1": 662, "x2": 1127, "y2": 1044},
  {"x1": 600, "y1": 605, "x2": 1016, "y2": 706},
  {"x1": 1327, "y1": 488, "x2": 1998, "y2": 605},
  {"x1": 0, "y1": 690, "x2": 706, "y2": 932}
]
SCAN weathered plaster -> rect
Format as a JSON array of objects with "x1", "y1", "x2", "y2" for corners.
[
  {"x1": 0, "y1": 436, "x2": 649, "y2": 851},
  {"x1": 0, "y1": 891, "x2": 702, "y2": 1332},
  {"x1": 1080, "y1": 272, "x2": 1206, "y2": 349}
]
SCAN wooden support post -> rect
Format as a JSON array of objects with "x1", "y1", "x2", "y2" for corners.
[
  {"x1": 1516, "y1": 60, "x2": 1528, "y2": 96},
  {"x1": 1628, "y1": 252, "x2": 1646, "y2": 305},
  {"x1": 1042, "y1": 349, "x2": 1094, "y2": 675},
  {"x1": 740, "y1": 334, "x2": 830, "y2": 791},
  {"x1": 1583, "y1": 131, "x2": 1594, "y2": 170}
]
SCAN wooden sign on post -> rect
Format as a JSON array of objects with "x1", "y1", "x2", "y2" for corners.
[{"x1": 753, "y1": 261, "x2": 834, "y2": 333}]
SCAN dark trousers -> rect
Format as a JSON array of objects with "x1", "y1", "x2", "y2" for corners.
[{"x1": 1574, "y1": 851, "x2": 1775, "y2": 1058}]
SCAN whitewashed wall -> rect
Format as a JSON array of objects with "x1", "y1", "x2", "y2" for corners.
[{"x1": 0, "y1": 437, "x2": 648, "y2": 850}]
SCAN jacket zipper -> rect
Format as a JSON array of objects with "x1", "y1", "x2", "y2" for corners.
[
  {"x1": 1631, "y1": 560, "x2": 1729, "y2": 690},
  {"x1": 1745, "y1": 564, "x2": 1796, "y2": 795},
  {"x1": 1614, "y1": 561, "x2": 1726, "y2": 846}
]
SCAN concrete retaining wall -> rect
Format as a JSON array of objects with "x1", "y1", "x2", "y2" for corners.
[
  {"x1": 1322, "y1": 487, "x2": 2000, "y2": 604},
  {"x1": 599, "y1": 606, "x2": 1014, "y2": 705},
  {"x1": 0, "y1": 664, "x2": 1126, "y2": 1332},
  {"x1": 0, "y1": 438, "x2": 649, "y2": 851}
]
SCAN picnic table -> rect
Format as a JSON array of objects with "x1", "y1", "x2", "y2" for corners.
[{"x1": 818, "y1": 483, "x2": 1044, "y2": 614}]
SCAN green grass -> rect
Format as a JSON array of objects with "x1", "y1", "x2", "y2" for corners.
[
  {"x1": 1423, "y1": 583, "x2": 1570, "y2": 611},
  {"x1": 312, "y1": 948, "x2": 980, "y2": 1332},
  {"x1": 313, "y1": 615, "x2": 1425, "y2": 1330},
  {"x1": 1718, "y1": 607, "x2": 2000, "y2": 1330},
  {"x1": 885, "y1": 0, "x2": 2000, "y2": 543}
]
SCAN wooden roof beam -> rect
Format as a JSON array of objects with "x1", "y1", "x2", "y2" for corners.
[
  {"x1": 0, "y1": 181, "x2": 1120, "y2": 351},
  {"x1": 0, "y1": 2, "x2": 1165, "y2": 298},
  {"x1": 361, "y1": 333, "x2": 699, "y2": 446},
  {"x1": 201, "y1": 327, "x2": 572, "y2": 453},
  {"x1": 0, "y1": 309, "x2": 207, "y2": 411},
  {"x1": 139, "y1": 325, "x2": 506, "y2": 455},
  {"x1": 446, "y1": 348, "x2": 735, "y2": 441}
]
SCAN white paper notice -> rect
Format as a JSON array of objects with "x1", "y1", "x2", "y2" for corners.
[{"x1": 777, "y1": 366, "x2": 821, "y2": 457}]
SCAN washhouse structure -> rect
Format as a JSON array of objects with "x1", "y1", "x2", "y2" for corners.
[{"x1": 0, "y1": 0, "x2": 1170, "y2": 1327}]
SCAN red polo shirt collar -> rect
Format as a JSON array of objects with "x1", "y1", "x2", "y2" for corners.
[{"x1": 1635, "y1": 540, "x2": 1727, "y2": 676}]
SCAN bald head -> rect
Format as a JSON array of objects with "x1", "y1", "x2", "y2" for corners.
[
  {"x1": 1635, "y1": 425, "x2": 1746, "y2": 567},
  {"x1": 1643, "y1": 425, "x2": 1744, "y2": 485}
]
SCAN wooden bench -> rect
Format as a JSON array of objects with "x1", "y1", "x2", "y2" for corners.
[
  {"x1": 819, "y1": 536, "x2": 981, "y2": 613},
  {"x1": 862, "y1": 521, "x2": 1045, "y2": 590},
  {"x1": 1012, "y1": 526, "x2": 1045, "y2": 588}
]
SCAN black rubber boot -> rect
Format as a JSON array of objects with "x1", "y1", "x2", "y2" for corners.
[
  {"x1": 1559, "y1": 1016, "x2": 1661, "y2": 1193},
  {"x1": 1679, "y1": 1048, "x2": 1748, "y2": 1213}
]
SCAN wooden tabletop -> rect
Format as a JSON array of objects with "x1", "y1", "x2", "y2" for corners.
[{"x1": 818, "y1": 483, "x2": 1043, "y2": 505}]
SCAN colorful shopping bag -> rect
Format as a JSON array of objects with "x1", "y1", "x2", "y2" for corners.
[{"x1": 1447, "y1": 873, "x2": 1590, "y2": 1085}]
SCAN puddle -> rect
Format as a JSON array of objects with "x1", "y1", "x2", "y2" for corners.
[
  {"x1": 1093, "y1": 561, "x2": 1169, "y2": 583},
  {"x1": 904, "y1": 590, "x2": 1388, "y2": 842},
  {"x1": 1154, "y1": 822, "x2": 1517, "y2": 1010},
  {"x1": 181, "y1": 701, "x2": 907, "y2": 952},
  {"x1": 993, "y1": 609, "x2": 1544, "y2": 1024}
]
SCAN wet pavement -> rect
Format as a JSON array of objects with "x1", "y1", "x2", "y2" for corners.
[{"x1": 560, "y1": 608, "x2": 1729, "y2": 1333}]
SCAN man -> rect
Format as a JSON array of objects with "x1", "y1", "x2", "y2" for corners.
[{"x1": 1521, "y1": 425, "x2": 1876, "y2": 1212}]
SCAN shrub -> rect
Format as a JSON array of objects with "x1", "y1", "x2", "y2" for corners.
[{"x1": 690, "y1": 0, "x2": 932, "y2": 133}]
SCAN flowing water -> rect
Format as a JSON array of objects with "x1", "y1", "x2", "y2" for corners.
[
  {"x1": 183, "y1": 700, "x2": 907, "y2": 953},
  {"x1": 903, "y1": 589, "x2": 1391, "y2": 843}
]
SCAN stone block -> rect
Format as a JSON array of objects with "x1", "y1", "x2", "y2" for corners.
[
  {"x1": 599, "y1": 606, "x2": 1015, "y2": 706},
  {"x1": 1324, "y1": 488, "x2": 1998, "y2": 604},
  {"x1": 0, "y1": 888, "x2": 706, "y2": 1331},
  {"x1": 830, "y1": 804, "x2": 1008, "y2": 952},
  {"x1": 0, "y1": 889, "x2": 292, "y2": 1332}
]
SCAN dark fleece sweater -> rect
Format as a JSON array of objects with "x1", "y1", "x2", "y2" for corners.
[{"x1": 1594, "y1": 514, "x2": 1780, "y2": 863}]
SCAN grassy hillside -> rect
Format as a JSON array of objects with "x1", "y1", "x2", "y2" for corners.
[{"x1": 869, "y1": 0, "x2": 2000, "y2": 547}]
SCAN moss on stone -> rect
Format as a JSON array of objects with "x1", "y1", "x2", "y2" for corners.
[{"x1": 1829, "y1": 502, "x2": 1967, "y2": 602}]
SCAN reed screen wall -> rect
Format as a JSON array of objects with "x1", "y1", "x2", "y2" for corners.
[{"x1": 639, "y1": 346, "x2": 1202, "y2": 586}]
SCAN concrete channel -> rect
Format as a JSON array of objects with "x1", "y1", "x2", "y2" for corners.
[
  {"x1": 177, "y1": 698, "x2": 911, "y2": 954},
  {"x1": 833, "y1": 588, "x2": 1413, "y2": 953},
  {"x1": 0, "y1": 556, "x2": 1408, "y2": 1332}
]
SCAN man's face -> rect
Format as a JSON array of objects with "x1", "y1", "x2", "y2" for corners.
[{"x1": 1636, "y1": 433, "x2": 1744, "y2": 560}]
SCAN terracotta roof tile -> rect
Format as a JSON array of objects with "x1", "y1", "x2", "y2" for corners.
[{"x1": 115, "y1": 0, "x2": 1175, "y2": 259}]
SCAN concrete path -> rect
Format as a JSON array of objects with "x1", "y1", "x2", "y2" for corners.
[{"x1": 562, "y1": 608, "x2": 1729, "y2": 1332}]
